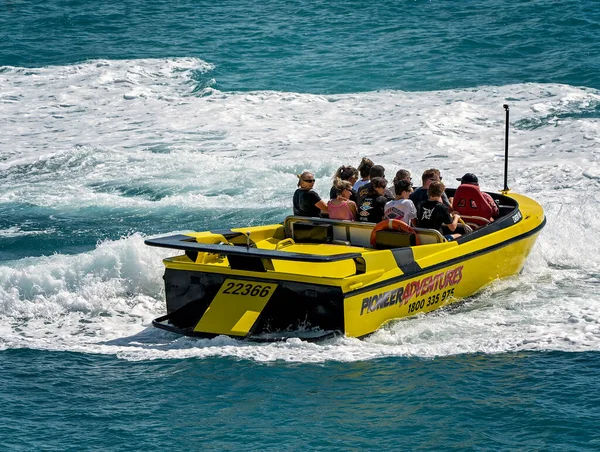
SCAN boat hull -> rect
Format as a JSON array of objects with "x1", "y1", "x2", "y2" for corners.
[
  {"x1": 155, "y1": 268, "x2": 345, "y2": 339},
  {"x1": 146, "y1": 191, "x2": 545, "y2": 340},
  {"x1": 343, "y1": 227, "x2": 541, "y2": 337}
]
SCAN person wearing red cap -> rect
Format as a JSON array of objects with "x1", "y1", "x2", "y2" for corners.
[{"x1": 456, "y1": 173, "x2": 499, "y2": 219}]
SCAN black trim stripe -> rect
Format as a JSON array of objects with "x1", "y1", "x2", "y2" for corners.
[
  {"x1": 210, "y1": 228, "x2": 236, "y2": 235},
  {"x1": 455, "y1": 208, "x2": 520, "y2": 244},
  {"x1": 391, "y1": 248, "x2": 422, "y2": 274},
  {"x1": 145, "y1": 234, "x2": 362, "y2": 263},
  {"x1": 346, "y1": 216, "x2": 546, "y2": 297}
]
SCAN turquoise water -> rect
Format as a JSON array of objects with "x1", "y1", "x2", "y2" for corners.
[
  {"x1": 2, "y1": 0, "x2": 600, "y2": 449},
  {"x1": 2, "y1": 349, "x2": 599, "y2": 450},
  {"x1": 4, "y1": 0, "x2": 600, "y2": 93}
]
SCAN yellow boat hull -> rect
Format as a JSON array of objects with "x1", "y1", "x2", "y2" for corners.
[
  {"x1": 343, "y1": 227, "x2": 540, "y2": 337},
  {"x1": 146, "y1": 191, "x2": 545, "y2": 340}
]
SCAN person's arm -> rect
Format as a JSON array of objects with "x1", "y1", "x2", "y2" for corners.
[
  {"x1": 377, "y1": 196, "x2": 388, "y2": 219},
  {"x1": 446, "y1": 213, "x2": 460, "y2": 232},
  {"x1": 415, "y1": 206, "x2": 423, "y2": 228},
  {"x1": 484, "y1": 193, "x2": 499, "y2": 218},
  {"x1": 316, "y1": 199, "x2": 328, "y2": 213},
  {"x1": 349, "y1": 201, "x2": 358, "y2": 220},
  {"x1": 409, "y1": 202, "x2": 418, "y2": 226}
]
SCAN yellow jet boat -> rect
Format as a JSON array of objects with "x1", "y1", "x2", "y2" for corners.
[
  {"x1": 145, "y1": 190, "x2": 545, "y2": 341},
  {"x1": 145, "y1": 106, "x2": 545, "y2": 341}
]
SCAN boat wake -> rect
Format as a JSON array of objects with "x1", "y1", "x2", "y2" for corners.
[
  {"x1": 1, "y1": 58, "x2": 600, "y2": 362},
  {"x1": 0, "y1": 224, "x2": 598, "y2": 363}
]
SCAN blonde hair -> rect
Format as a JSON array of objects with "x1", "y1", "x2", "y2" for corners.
[{"x1": 333, "y1": 179, "x2": 353, "y2": 196}]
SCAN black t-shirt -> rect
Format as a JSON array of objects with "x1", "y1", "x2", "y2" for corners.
[
  {"x1": 293, "y1": 189, "x2": 322, "y2": 217},
  {"x1": 329, "y1": 185, "x2": 358, "y2": 203},
  {"x1": 417, "y1": 200, "x2": 453, "y2": 232},
  {"x1": 357, "y1": 194, "x2": 388, "y2": 223},
  {"x1": 356, "y1": 182, "x2": 394, "y2": 206},
  {"x1": 410, "y1": 187, "x2": 451, "y2": 210}
]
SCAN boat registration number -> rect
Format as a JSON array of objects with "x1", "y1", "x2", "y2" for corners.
[
  {"x1": 196, "y1": 279, "x2": 278, "y2": 335},
  {"x1": 220, "y1": 279, "x2": 276, "y2": 298}
]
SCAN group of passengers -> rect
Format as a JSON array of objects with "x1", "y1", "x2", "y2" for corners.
[{"x1": 293, "y1": 157, "x2": 499, "y2": 241}]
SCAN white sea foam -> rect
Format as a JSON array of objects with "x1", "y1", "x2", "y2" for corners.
[
  {"x1": 1, "y1": 58, "x2": 600, "y2": 361},
  {"x1": 0, "y1": 226, "x2": 55, "y2": 238}
]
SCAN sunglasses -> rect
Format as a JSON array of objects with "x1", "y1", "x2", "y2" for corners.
[{"x1": 303, "y1": 179, "x2": 315, "y2": 183}]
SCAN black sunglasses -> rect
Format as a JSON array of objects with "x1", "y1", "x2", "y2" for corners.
[{"x1": 303, "y1": 179, "x2": 315, "y2": 183}]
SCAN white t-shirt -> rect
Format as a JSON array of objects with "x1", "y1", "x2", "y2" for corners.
[{"x1": 384, "y1": 199, "x2": 417, "y2": 224}]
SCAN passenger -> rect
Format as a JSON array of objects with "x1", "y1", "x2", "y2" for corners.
[
  {"x1": 353, "y1": 157, "x2": 374, "y2": 192},
  {"x1": 416, "y1": 181, "x2": 461, "y2": 241},
  {"x1": 293, "y1": 171, "x2": 328, "y2": 217},
  {"x1": 456, "y1": 173, "x2": 499, "y2": 219},
  {"x1": 356, "y1": 164, "x2": 394, "y2": 206},
  {"x1": 410, "y1": 168, "x2": 451, "y2": 210},
  {"x1": 384, "y1": 179, "x2": 417, "y2": 225},
  {"x1": 388, "y1": 169, "x2": 412, "y2": 198},
  {"x1": 327, "y1": 180, "x2": 358, "y2": 221},
  {"x1": 357, "y1": 177, "x2": 388, "y2": 223},
  {"x1": 329, "y1": 165, "x2": 359, "y2": 203}
]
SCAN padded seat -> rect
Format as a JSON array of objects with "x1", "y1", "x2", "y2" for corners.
[
  {"x1": 460, "y1": 215, "x2": 490, "y2": 230},
  {"x1": 452, "y1": 185, "x2": 493, "y2": 227},
  {"x1": 413, "y1": 228, "x2": 446, "y2": 244},
  {"x1": 374, "y1": 230, "x2": 415, "y2": 249},
  {"x1": 292, "y1": 222, "x2": 332, "y2": 243}
]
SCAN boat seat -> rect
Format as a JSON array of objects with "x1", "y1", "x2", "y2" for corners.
[
  {"x1": 374, "y1": 227, "x2": 445, "y2": 248},
  {"x1": 373, "y1": 230, "x2": 415, "y2": 249},
  {"x1": 452, "y1": 184, "x2": 493, "y2": 227},
  {"x1": 291, "y1": 222, "x2": 333, "y2": 243},
  {"x1": 348, "y1": 226, "x2": 373, "y2": 248},
  {"x1": 283, "y1": 216, "x2": 446, "y2": 248},
  {"x1": 460, "y1": 215, "x2": 491, "y2": 231},
  {"x1": 413, "y1": 227, "x2": 446, "y2": 244}
]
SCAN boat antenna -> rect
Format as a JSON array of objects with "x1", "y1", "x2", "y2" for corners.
[{"x1": 502, "y1": 104, "x2": 510, "y2": 193}]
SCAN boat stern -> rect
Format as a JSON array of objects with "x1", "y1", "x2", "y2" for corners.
[{"x1": 154, "y1": 264, "x2": 346, "y2": 340}]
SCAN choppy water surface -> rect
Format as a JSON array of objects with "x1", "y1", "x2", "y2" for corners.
[{"x1": 2, "y1": 0, "x2": 600, "y2": 449}]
